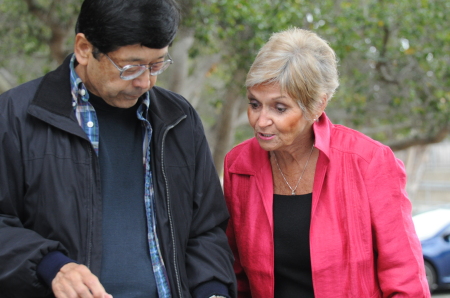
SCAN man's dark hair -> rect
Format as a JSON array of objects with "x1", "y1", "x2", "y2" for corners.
[{"x1": 75, "y1": 0, "x2": 180, "y2": 55}]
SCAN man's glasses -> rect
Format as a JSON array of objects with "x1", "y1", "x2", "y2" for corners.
[{"x1": 105, "y1": 53, "x2": 173, "y2": 80}]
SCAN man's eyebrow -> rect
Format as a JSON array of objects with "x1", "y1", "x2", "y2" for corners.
[{"x1": 124, "y1": 53, "x2": 168, "y2": 63}]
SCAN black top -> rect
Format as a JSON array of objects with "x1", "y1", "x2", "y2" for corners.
[
  {"x1": 273, "y1": 193, "x2": 314, "y2": 297},
  {"x1": 90, "y1": 93, "x2": 158, "y2": 298}
]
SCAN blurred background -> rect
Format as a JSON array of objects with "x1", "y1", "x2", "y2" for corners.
[
  {"x1": 0, "y1": 0, "x2": 450, "y2": 205},
  {"x1": 0, "y1": 0, "x2": 449, "y2": 294},
  {"x1": 1, "y1": 0, "x2": 449, "y2": 196}
]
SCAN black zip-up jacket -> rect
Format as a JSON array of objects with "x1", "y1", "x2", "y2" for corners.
[{"x1": 0, "y1": 56, "x2": 236, "y2": 298}]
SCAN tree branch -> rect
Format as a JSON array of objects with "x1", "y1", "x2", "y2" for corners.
[
  {"x1": 24, "y1": 0, "x2": 47, "y2": 23},
  {"x1": 387, "y1": 125, "x2": 450, "y2": 151},
  {"x1": 24, "y1": 0, "x2": 75, "y2": 63},
  {"x1": 375, "y1": 24, "x2": 399, "y2": 85}
]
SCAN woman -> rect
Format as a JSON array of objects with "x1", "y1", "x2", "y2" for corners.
[{"x1": 223, "y1": 28, "x2": 430, "y2": 298}]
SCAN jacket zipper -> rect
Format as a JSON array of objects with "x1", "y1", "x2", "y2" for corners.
[
  {"x1": 161, "y1": 115, "x2": 186, "y2": 298},
  {"x1": 87, "y1": 145, "x2": 94, "y2": 269}
]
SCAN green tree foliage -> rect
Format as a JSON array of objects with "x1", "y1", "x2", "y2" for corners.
[
  {"x1": 176, "y1": 0, "x2": 450, "y2": 171},
  {"x1": 323, "y1": 0, "x2": 450, "y2": 150},
  {"x1": 0, "y1": 0, "x2": 79, "y2": 84},
  {"x1": 0, "y1": 0, "x2": 449, "y2": 172}
]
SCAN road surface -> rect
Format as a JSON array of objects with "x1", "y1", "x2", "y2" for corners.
[{"x1": 433, "y1": 290, "x2": 450, "y2": 298}]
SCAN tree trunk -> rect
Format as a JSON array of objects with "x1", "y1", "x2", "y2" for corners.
[
  {"x1": 49, "y1": 26, "x2": 71, "y2": 64},
  {"x1": 395, "y1": 145, "x2": 429, "y2": 202},
  {"x1": 25, "y1": 0, "x2": 75, "y2": 64},
  {"x1": 167, "y1": 28, "x2": 195, "y2": 94},
  {"x1": 212, "y1": 70, "x2": 247, "y2": 175},
  {"x1": 164, "y1": 27, "x2": 222, "y2": 109},
  {"x1": 0, "y1": 68, "x2": 14, "y2": 94}
]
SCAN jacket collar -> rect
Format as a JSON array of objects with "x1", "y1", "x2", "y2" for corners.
[
  {"x1": 228, "y1": 137, "x2": 275, "y2": 230},
  {"x1": 30, "y1": 54, "x2": 74, "y2": 119},
  {"x1": 148, "y1": 87, "x2": 186, "y2": 130},
  {"x1": 312, "y1": 112, "x2": 332, "y2": 161},
  {"x1": 228, "y1": 138, "x2": 271, "y2": 176},
  {"x1": 27, "y1": 55, "x2": 89, "y2": 139}
]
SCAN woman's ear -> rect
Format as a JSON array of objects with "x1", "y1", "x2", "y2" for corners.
[
  {"x1": 74, "y1": 33, "x2": 92, "y2": 66},
  {"x1": 315, "y1": 94, "x2": 328, "y2": 120}
]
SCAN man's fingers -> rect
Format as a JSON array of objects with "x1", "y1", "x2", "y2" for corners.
[
  {"x1": 52, "y1": 263, "x2": 110, "y2": 298},
  {"x1": 83, "y1": 273, "x2": 108, "y2": 298}
]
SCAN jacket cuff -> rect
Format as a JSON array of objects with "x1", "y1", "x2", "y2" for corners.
[
  {"x1": 192, "y1": 279, "x2": 230, "y2": 298},
  {"x1": 37, "y1": 251, "x2": 76, "y2": 287}
]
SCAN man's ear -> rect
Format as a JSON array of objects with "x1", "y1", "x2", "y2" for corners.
[{"x1": 74, "y1": 33, "x2": 93, "y2": 66}]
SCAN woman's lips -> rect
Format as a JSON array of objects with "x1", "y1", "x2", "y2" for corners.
[{"x1": 257, "y1": 132, "x2": 275, "y2": 140}]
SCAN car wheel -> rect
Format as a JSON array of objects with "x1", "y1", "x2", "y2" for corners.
[{"x1": 424, "y1": 260, "x2": 438, "y2": 292}]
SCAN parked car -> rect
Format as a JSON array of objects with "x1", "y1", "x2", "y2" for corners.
[{"x1": 413, "y1": 207, "x2": 450, "y2": 292}]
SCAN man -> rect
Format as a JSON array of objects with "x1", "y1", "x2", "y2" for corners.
[{"x1": 0, "y1": 0, "x2": 236, "y2": 297}]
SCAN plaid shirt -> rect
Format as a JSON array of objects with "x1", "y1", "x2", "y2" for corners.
[{"x1": 69, "y1": 54, "x2": 171, "y2": 297}]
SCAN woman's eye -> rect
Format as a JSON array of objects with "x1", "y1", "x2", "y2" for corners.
[
  {"x1": 276, "y1": 106, "x2": 287, "y2": 113},
  {"x1": 248, "y1": 101, "x2": 259, "y2": 109}
]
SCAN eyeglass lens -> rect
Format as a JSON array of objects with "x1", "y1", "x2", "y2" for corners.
[{"x1": 120, "y1": 60, "x2": 172, "y2": 80}]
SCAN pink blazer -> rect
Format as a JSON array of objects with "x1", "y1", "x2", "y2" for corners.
[{"x1": 224, "y1": 113, "x2": 430, "y2": 298}]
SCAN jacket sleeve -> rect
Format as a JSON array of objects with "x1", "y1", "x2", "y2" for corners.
[
  {"x1": 0, "y1": 92, "x2": 68, "y2": 297},
  {"x1": 184, "y1": 108, "x2": 237, "y2": 298},
  {"x1": 223, "y1": 153, "x2": 251, "y2": 298},
  {"x1": 366, "y1": 146, "x2": 430, "y2": 297}
]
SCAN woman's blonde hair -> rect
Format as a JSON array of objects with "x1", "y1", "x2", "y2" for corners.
[{"x1": 246, "y1": 28, "x2": 339, "y2": 119}]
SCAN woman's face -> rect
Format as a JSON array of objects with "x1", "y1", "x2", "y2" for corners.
[{"x1": 247, "y1": 83, "x2": 314, "y2": 152}]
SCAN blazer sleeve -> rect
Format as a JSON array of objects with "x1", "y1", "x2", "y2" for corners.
[
  {"x1": 223, "y1": 153, "x2": 252, "y2": 298},
  {"x1": 366, "y1": 146, "x2": 430, "y2": 297}
]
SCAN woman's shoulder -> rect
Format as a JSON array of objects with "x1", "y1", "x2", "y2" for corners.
[{"x1": 329, "y1": 124, "x2": 395, "y2": 161}]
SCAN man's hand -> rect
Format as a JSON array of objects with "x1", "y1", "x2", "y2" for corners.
[{"x1": 52, "y1": 263, "x2": 113, "y2": 298}]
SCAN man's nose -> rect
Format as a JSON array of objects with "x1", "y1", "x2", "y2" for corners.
[{"x1": 132, "y1": 70, "x2": 151, "y2": 89}]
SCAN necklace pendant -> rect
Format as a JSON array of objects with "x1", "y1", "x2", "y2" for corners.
[{"x1": 272, "y1": 143, "x2": 314, "y2": 198}]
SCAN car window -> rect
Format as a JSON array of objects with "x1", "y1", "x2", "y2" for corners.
[{"x1": 413, "y1": 208, "x2": 450, "y2": 241}]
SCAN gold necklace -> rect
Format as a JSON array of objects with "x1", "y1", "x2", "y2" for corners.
[{"x1": 273, "y1": 143, "x2": 315, "y2": 195}]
